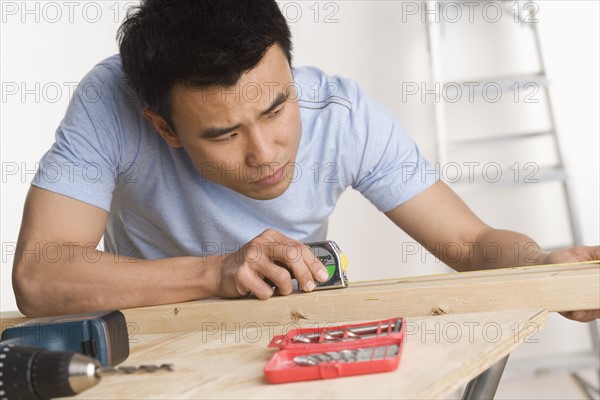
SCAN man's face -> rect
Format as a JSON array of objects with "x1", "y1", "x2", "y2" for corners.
[{"x1": 160, "y1": 45, "x2": 302, "y2": 200}]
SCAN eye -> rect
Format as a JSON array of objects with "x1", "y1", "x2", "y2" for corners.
[
  {"x1": 216, "y1": 132, "x2": 237, "y2": 143},
  {"x1": 268, "y1": 106, "x2": 284, "y2": 119}
]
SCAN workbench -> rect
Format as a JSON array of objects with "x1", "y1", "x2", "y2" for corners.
[
  {"x1": 73, "y1": 309, "x2": 547, "y2": 399},
  {"x1": 1, "y1": 262, "x2": 597, "y2": 398}
]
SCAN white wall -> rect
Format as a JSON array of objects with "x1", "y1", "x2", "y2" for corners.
[{"x1": 1, "y1": 0, "x2": 598, "y2": 370}]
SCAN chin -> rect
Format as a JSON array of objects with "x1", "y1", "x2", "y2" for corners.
[
  {"x1": 246, "y1": 188, "x2": 287, "y2": 201},
  {"x1": 236, "y1": 182, "x2": 290, "y2": 201}
]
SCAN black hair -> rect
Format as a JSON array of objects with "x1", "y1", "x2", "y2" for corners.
[{"x1": 117, "y1": 0, "x2": 292, "y2": 125}]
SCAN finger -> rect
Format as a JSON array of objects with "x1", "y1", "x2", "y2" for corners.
[
  {"x1": 256, "y1": 229, "x2": 327, "y2": 291},
  {"x1": 553, "y1": 245, "x2": 600, "y2": 263},
  {"x1": 298, "y1": 243, "x2": 330, "y2": 283},
  {"x1": 568, "y1": 245, "x2": 600, "y2": 262},
  {"x1": 259, "y1": 263, "x2": 294, "y2": 296},
  {"x1": 280, "y1": 243, "x2": 314, "y2": 292},
  {"x1": 234, "y1": 283, "x2": 252, "y2": 298},
  {"x1": 559, "y1": 311, "x2": 576, "y2": 320},
  {"x1": 560, "y1": 310, "x2": 600, "y2": 322},
  {"x1": 234, "y1": 266, "x2": 275, "y2": 300},
  {"x1": 243, "y1": 277, "x2": 275, "y2": 300},
  {"x1": 280, "y1": 242, "x2": 328, "y2": 292},
  {"x1": 570, "y1": 310, "x2": 600, "y2": 322},
  {"x1": 229, "y1": 231, "x2": 294, "y2": 297},
  {"x1": 223, "y1": 272, "x2": 273, "y2": 299},
  {"x1": 587, "y1": 245, "x2": 600, "y2": 260}
]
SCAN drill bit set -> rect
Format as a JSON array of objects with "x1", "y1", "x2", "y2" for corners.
[{"x1": 264, "y1": 317, "x2": 406, "y2": 383}]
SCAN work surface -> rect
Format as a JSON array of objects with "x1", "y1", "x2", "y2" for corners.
[
  {"x1": 76, "y1": 310, "x2": 547, "y2": 399},
  {"x1": 1, "y1": 263, "x2": 595, "y2": 398}
]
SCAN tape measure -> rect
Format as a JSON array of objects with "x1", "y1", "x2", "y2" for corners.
[{"x1": 306, "y1": 241, "x2": 348, "y2": 290}]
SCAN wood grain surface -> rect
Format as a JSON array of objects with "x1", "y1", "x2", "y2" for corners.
[
  {"x1": 71, "y1": 309, "x2": 547, "y2": 399},
  {"x1": 1, "y1": 262, "x2": 596, "y2": 336}
]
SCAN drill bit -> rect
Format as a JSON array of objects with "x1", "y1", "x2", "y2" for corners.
[
  {"x1": 0, "y1": 343, "x2": 174, "y2": 399},
  {"x1": 97, "y1": 363, "x2": 175, "y2": 376}
]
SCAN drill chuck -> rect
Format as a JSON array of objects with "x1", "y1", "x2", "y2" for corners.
[{"x1": 0, "y1": 343, "x2": 100, "y2": 400}]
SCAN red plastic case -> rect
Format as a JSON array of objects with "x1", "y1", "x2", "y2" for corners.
[{"x1": 264, "y1": 317, "x2": 406, "y2": 384}]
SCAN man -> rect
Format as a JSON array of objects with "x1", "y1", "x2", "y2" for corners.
[{"x1": 13, "y1": 0, "x2": 598, "y2": 320}]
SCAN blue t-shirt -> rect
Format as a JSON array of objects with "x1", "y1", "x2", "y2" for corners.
[{"x1": 33, "y1": 55, "x2": 437, "y2": 259}]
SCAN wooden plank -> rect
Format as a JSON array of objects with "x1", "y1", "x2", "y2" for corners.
[
  {"x1": 73, "y1": 310, "x2": 548, "y2": 399},
  {"x1": 2, "y1": 262, "x2": 597, "y2": 335}
]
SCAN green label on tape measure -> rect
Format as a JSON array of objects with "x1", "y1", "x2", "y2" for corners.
[{"x1": 325, "y1": 264, "x2": 335, "y2": 278}]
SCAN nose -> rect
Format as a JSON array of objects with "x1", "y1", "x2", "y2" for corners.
[{"x1": 244, "y1": 128, "x2": 278, "y2": 168}]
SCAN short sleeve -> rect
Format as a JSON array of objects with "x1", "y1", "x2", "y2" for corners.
[
  {"x1": 345, "y1": 80, "x2": 439, "y2": 212},
  {"x1": 31, "y1": 59, "x2": 133, "y2": 212}
]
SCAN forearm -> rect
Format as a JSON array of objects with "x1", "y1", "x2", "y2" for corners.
[
  {"x1": 13, "y1": 244, "x2": 220, "y2": 316},
  {"x1": 467, "y1": 227, "x2": 549, "y2": 271}
]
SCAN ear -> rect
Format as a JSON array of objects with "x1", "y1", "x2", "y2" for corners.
[{"x1": 142, "y1": 108, "x2": 182, "y2": 148}]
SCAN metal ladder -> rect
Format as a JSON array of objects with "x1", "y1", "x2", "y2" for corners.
[{"x1": 424, "y1": 0, "x2": 599, "y2": 398}]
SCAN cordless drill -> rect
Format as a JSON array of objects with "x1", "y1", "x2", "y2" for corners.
[{"x1": 0, "y1": 310, "x2": 171, "y2": 399}]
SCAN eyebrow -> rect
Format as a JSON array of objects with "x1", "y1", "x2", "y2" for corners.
[
  {"x1": 261, "y1": 91, "x2": 289, "y2": 116},
  {"x1": 200, "y1": 91, "x2": 290, "y2": 139}
]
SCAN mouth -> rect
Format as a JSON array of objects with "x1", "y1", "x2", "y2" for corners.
[{"x1": 253, "y1": 163, "x2": 289, "y2": 186}]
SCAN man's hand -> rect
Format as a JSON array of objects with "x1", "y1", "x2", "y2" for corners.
[
  {"x1": 543, "y1": 245, "x2": 600, "y2": 322},
  {"x1": 384, "y1": 182, "x2": 600, "y2": 323},
  {"x1": 216, "y1": 229, "x2": 330, "y2": 299}
]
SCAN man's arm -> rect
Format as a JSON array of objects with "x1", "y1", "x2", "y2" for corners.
[
  {"x1": 13, "y1": 187, "x2": 328, "y2": 316},
  {"x1": 385, "y1": 180, "x2": 548, "y2": 271},
  {"x1": 385, "y1": 180, "x2": 599, "y2": 321},
  {"x1": 12, "y1": 187, "x2": 221, "y2": 316}
]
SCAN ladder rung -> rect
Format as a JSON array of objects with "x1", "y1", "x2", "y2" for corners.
[
  {"x1": 449, "y1": 166, "x2": 567, "y2": 188},
  {"x1": 443, "y1": 73, "x2": 548, "y2": 99},
  {"x1": 449, "y1": 130, "x2": 553, "y2": 147}
]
